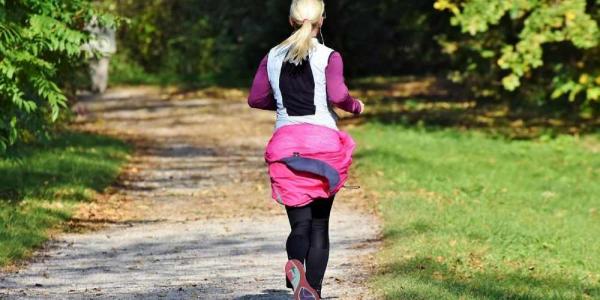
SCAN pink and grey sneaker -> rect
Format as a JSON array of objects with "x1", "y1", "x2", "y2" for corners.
[{"x1": 285, "y1": 259, "x2": 321, "y2": 300}]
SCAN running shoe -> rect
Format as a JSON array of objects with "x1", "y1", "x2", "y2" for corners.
[{"x1": 285, "y1": 259, "x2": 321, "y2": 300}]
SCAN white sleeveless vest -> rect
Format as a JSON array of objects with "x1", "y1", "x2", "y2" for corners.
[{"x1": 267, "y1": 38, "x2": 338, "y2": 130}]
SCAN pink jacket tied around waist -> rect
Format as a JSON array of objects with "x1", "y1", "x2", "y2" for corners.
[{"x1": 265, "y1": 124, "x2": 356, "y2": 207}]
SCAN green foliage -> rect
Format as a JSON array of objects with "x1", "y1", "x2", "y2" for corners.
[
  {"x1": 108, "y1": 51, "x2": 167, "y2": 85},
  {"x1": 435, "y1": 0, "x2": 600, "y2": 107},
  {"x1": 99, "y1": 0, "x2": 600, "y2": 111},
  {"x1": 105, "y1": 0, "x2": 449, "y2": 85},
  {"x1": 0, "y1": 0, "x2": 105, "y2": 153},
  {"x1": 353, "y1": 123, "x2": 600, "y2": 299},
  {"x1": 106, "y1": 0, "x2": 259, "y2": 85},
  {"x1": 0, "y1": 131, "x2": 130, "y2": 266}
]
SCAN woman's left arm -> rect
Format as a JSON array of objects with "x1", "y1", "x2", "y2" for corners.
[
  {"x1": 248, "y1": 55, "x2": 277, "y2": 111},
  {"x1": 326, "y1": 52, "x2": 363, "y2": 115}
]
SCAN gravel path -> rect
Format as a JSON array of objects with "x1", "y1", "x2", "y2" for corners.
[{"x1": 0, "y1": 87, "x2": 380, "y2": 299}]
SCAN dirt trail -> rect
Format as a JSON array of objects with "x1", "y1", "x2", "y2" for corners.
[{"x1": 0, "y1": 87, "x2": 380, "y2": 299}]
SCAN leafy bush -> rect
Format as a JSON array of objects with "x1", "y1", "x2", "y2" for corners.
[
  {"x1": 0, "y1": 0, "x2": 105, "y2": 153},
  {"x1": 105, "y1": 0, "x2": 450, "y2": 85},
  {"x1": 435, "y1": 0, "x2": 600, "y2": 109}
]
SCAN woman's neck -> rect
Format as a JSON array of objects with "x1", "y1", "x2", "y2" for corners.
[{"x1": 311, "y1": 27, "x2": 320, "y2": 38}]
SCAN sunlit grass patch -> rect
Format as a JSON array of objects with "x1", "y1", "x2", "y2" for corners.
[
  {"x1": 352, "y1": 123, "x2": 600, "y2": 299},
  {"x1": 0, "y1": 132, "x2": 130, "y2": 267}
]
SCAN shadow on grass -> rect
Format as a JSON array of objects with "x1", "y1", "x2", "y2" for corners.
[
  {"x1": 380, "y1": 257, "x2": 599, "y2": 300},
  {"x1": 0, "y1": 132, "x2": 130, "y2": 204},
  {"x1": 344, "y1": 76, "x2": 600, "y2": 140},
  {"x1": 0, "y1": 131, "x2": 130, "y2": 266}
]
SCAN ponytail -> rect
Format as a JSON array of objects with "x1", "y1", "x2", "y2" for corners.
[{"x1": 278, "y1": 0, "x2": 325, "y2": 65}]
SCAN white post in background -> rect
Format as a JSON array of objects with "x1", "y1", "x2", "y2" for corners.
[{"x1": 83, "y1": 16, "x2": 117, "y2": 94}]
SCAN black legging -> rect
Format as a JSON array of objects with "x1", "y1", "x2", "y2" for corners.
[{"x1": 285, "y1": 196, "x2": 334, "y2": 293}]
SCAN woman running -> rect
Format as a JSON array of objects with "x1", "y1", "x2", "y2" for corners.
[{"x1": 248, "y1": 0, "x2": 364, "y2": 299}]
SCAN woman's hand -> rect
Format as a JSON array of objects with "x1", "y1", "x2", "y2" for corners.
[{"x1": 357, "y1": 100, "x2": 365, "y2": 115}]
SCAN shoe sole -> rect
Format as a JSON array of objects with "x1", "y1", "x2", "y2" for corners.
[{"x1": 285, "y1": 259, "x2": 320, "y2": 300}]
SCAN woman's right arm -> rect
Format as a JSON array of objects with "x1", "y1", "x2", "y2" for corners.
[{"x1": 248, "y1": 55, "x2": 277, "y2": 111}]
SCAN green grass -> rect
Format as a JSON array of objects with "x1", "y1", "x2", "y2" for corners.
[
  {"x1": 352, "y1": 123, "x2": 600, "y2": 299},
  {"x1": 0, "y1": 132, "x2": 130, "y2": 267}
]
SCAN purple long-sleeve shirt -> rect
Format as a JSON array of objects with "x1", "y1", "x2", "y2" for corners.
[{"x1": 248, "y1": 52, "x2": 362, "y2": 114}]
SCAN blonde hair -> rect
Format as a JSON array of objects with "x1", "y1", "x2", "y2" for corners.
[{"x1": 278, "y1": 0, "x2": 325, "y2": 65}]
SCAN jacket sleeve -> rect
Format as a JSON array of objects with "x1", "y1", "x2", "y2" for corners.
[
  {"x1": 248, "y1": 55, "x2": 277, "y2": 111},
  {"x1": 326, "y1": 52, "x2": 362, "y2": 114}
]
